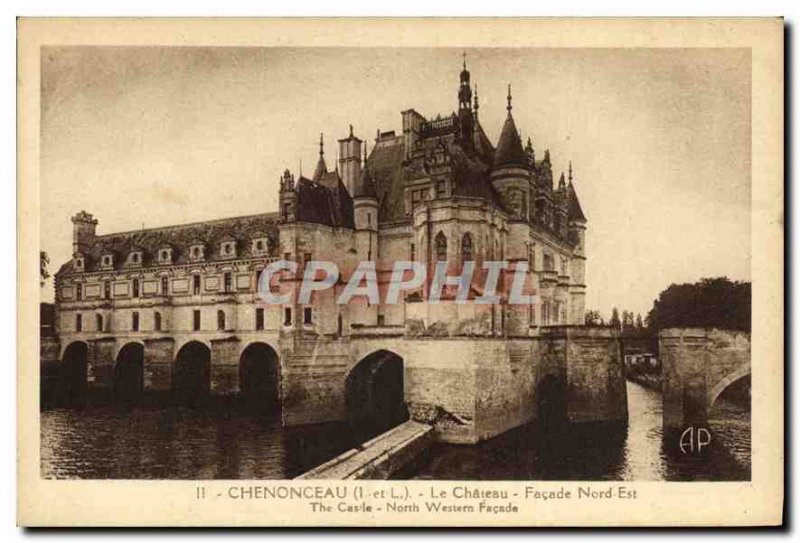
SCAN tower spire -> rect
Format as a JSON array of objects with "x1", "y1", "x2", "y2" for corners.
[
  {"x1": 319, "y1": 132, "x2": 324, "y2": 156},
  {"x1": 473, "y1": 84, "x2": 479, "y2": 114},
  {"x1": 568, "y1": 161, "x2": 573, "y2": 184},
  {"x1": 507, "y1": 83, "x2": 512, "y2": 113}
]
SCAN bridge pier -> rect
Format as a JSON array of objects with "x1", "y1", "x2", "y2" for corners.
[{"x1": 660, "y1": 328, "x2": 751, "y2": 434}]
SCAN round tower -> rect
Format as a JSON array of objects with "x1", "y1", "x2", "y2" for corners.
[{"x1": 490, "y1": 84, "x2": 531, "y2": 221}]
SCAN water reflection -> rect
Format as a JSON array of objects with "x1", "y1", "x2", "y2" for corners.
[
  {"x1": 405, "y1": 381, "x2": 750, "y2": 481},
  {"x1": 41, "y1": 381, "x2": 750, "y2": 481},
  {"x1": 41, "y1": 406, "x2": 353, "y2": 479}
]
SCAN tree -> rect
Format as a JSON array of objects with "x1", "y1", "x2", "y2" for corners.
[
  {"x1": 646, "y1": 277, "x2": 751, "y2": 331},
  {"x1": 635, "y1": 313, "x2": 644, "y2": 330},
  {"x1": 584, "y1": 309, "x2": 603, "y2": 326},
  {"x1": 622, "y1": 310, "x2": 635, "y2": 332},
  {"x1": 40, "y1": 251, "x2": 50, "y2": 288},
  {"x1": 609, "y1": 307, "x2": 621, "y2": 330}
]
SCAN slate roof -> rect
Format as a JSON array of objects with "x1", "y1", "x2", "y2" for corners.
[
  {"x1": 295, "y1": 173, "x2": 355, "y2": 229},
  {"x1": 567, "y1": 182, "x2": 587, "y2": 222},
  {"x1": 353, "y1": 164, "x2": 378, "y2": 199},
  {"x1": 56, "y1": 212, "x2": 280, "y2": 277},
  {"x1": 449, "y1": 144, "x2": 502, "y2": 205},
  {"x1": 365, "y1": 136, "x2": 407, "y2": 223},
  {"x1": 494, "y1": 112, "x2": 527, "y2": 166}
]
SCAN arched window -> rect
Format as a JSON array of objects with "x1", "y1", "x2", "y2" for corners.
[
  {"x1": 461, "y1": 233, "x2": 473, "y2": 262},
  {"x1": 96, "y1": 314, "x2": 103, "y2": 332},
  {"x1": 217, "y1": 310, "x2": 226, "y2": 331},
  {"x1": 154, "y1": 311, "x2": 162, "y2": 331},
  {"x1": 435, "y1": 231, "x2": 447, "y2": 262}
]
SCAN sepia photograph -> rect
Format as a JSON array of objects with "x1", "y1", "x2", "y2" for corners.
[{"x1": 18, "y1": 17, "x2": 783, "y2": 527}]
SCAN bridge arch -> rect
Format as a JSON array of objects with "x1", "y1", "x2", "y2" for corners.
[
  {"x1": 173, "y1": 340, "x2": 211, "y2": 406},
  {"x1": 61, "y1": 341, "x2": 88, "y2": 402},
  {"x1": 345, "y1": 349, "x2": 408, "y2": 441},
  {"x1": 239, "y1": 342, "x2": 281, "y2": 413},
  {"x1": 660, "y1": 328, "x2": 751, "y2": 432},
  {"x1": 708, "y1": 366, "x2": 751, "y2": 409},
  {"x1": 114, "y1": 342, "x2": 144, "y2": 403}
]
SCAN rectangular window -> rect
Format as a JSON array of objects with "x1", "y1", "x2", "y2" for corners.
[
  {"x1": 255, "y1": 308, "x2": 265, "y2": 330},
  {"x1": 193, "y1": 274, "x2": 201, "y2": 295},
  {"x1": 377, "y1": 314, "x2": 385, "y2": 326},
  {"x1": 76, "y1": 283, "x2": 82, "y2": 301},
  {"x1": 161, "y1": 276, "x2": 169, "y2": 296},
  {"x1": 410, "y1": 242, "x2": 416, "y2": 261},
  {"x1": 193, "y1": 310, "x2": 201, "y2": 331},
  {"x1": 75, "y1": 314, "x2": 82, "y2": 332},
  {"x1": 132, "y1": 279, "x2": 140, "y2": 298},
  {"x1": 303, "y1": 307, "x2": 313, "y2": 325},
  {"x1": 154, "y1": 312, "x2": 162, "y2": 331},
  {"x1": 224, "y1": 272, "x2": 233, "y2": 293},
  {"x1": 283, "y1": 307, "x2": 292, "y2": 326},
  {"x1": 436, "y1": 180, "x2": 446, "y2": 198},
  {"x1": 104, "y1": 281, "x2": 111, "y2": 299},
  {"x1": 132, "y1": 311, "x2": 139, "y2": 332}
]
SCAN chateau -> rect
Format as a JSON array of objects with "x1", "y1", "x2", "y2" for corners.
[{"x1": 52, "y1": 59, "x2": 626, "y2": 444}]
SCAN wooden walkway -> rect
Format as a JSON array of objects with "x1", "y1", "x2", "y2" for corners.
[{"x1": 296, "y1": 421, "x2": 434, "y2": 480}]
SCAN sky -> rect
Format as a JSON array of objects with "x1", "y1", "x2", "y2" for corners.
[{"x1": 40, "y1": 46, "x2": 751, "y2": 316}]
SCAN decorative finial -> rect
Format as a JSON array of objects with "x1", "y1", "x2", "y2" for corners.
[
  {"x1": 473, "y1": 84, "x2": 479, "y2": 111},
  {"x1": 463, "y1": 51, "x2": 467, "y2": 70},
  {"x1": 299, "y1": 158, "x2": 303, "y2": 177},
  {"x1": 568, "y1": 161, "x2": 573, "y2": 183},
  {"x1": 507, "y1": 83, "x2": 512, "y2": 112},
  {"x1": 349, "y1": 124, "x2": 354, "y2": 138},
  {"x1": 319, "y1": 133, "x2": 324, "y2": 156}
]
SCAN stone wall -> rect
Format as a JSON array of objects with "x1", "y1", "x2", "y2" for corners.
[
  {"x1": 661, "y1": 328, "x2": 751, "y2": 431},
  {"x1": 540, "y1": 326, "x2": 627, "y2": 425}
]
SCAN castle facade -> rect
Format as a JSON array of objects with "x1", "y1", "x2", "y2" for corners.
[{"x1": 52, "y1": 59, "x2": 624, "y2": 444}]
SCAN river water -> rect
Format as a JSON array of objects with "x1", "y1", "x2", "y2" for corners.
[{"x1": 40, "y1": 381, "x2": 750, "y2": 481}]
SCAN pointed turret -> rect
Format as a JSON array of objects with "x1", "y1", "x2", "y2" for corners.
[
  {"x1": 567, "y1": 162, "x2": 587, "y2": 223},
  {"x1": 312, "y1": 133, "x2": 327, "y2": 182},
  {"x1": 353, "y1": 142, "x2": 378, "y2": 199},
  {"x1": 494, "y1": 84, "x2": 526, "y2": 167}
]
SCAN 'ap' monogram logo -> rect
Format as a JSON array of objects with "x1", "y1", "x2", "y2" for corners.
[{"x1": 679, "y1": 426, "x2": 712, "y2": 454}]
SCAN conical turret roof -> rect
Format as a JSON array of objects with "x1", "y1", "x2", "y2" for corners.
[
  {"x1": 353, "y1": 165, "x2": 378, "y2": 199},
  {"x1": 494, "y1": 112, "x2": 526, "y2": 167},
  {"x1": 567, "y1": 181, "x2": 587, "y2": 222}
]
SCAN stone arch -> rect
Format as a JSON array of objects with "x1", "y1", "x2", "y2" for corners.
[
  {"x1": 114, "y1": 342, "x2": 144, "y2": 403},
  {"x1": 461, "y1": 232, "x2": 474, "y2": 262},
  {"x1": 345, "y1": 349, "x2": 408, "y2": 441},
  {"x1": 435, "y1": 231, "x2": 447, "y2": 261},
  {"x1": 707, "y1": 365, "x2": 751, "y2": 409},
  {"x1": 61, "y1": 341, "x2": 88, "y2": 402},
  {"x1": 173, "y1": 340, "x2": 211, "y2": 406},
  {"x1": 239, "y1": 342, "x2": 281, "y2": 413}
]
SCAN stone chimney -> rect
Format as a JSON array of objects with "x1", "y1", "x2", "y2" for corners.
[
  {"x1": 71, "y1": 211, "x2": 97, "y2": 255},
  {"x1": 338, "y1": 125, "x2": 362, "y2": 196}
]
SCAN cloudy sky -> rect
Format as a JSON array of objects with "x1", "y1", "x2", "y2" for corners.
[{"x1": 40, "y1": 46, "x2": 751, "y2": 316}]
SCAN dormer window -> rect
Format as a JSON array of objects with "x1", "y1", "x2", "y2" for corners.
[
  {"x1": 158, "y1": 247, "x2": 173, "y2": 264},
  {"x1": 100, "y1": 253, "x2": 114, "y2": 270},
  {"x1": 128, "y1": 250, "x2": 143, "y2": 267},
  {"x1": 189, "y1": 244, "x2": 205, "y2": 261},
  {"x1": 251, "y1": 236, "x2": 270, "y2": 256},
  {"x1": 220, "y1": 241, "x2": 237, "y2": 258},
  {"x1": 74, "y1": 255, "x2": 84, "y2": 271}
]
